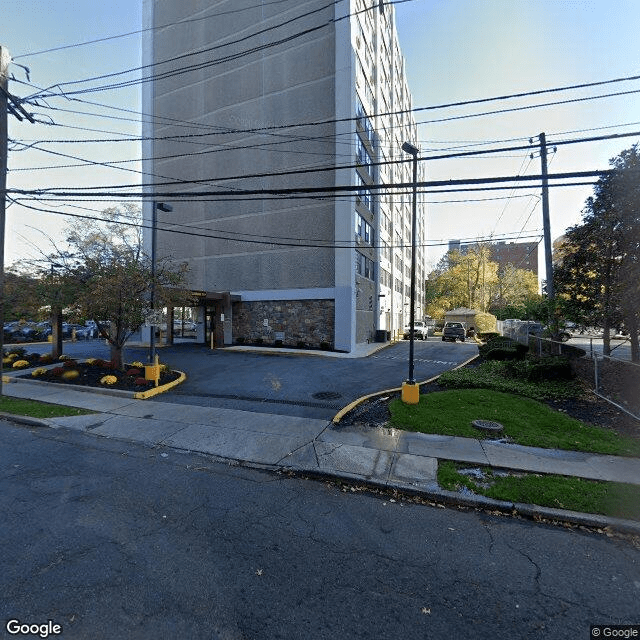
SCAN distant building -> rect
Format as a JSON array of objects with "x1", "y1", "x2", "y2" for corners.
[
  {"x1": 448, "y1": 240, "x2": 538, "y2": 278},
  {"x1": 142, "y1": 0, "x2": 426, "y2": 351}
]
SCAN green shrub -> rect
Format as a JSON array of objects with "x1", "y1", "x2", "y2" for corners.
[
  {"x1": 255, "y1": 337, "x2": 263, "y2": 345},
  {"x1": 484, "y1": 344, "x2": 528, "y2": 360},
  {"x1": 235, "y1": 336, "x2": 245, "y2": 344},
  {"x1": 438, "y1": 360, "x2": 582, "y2": 401},
  {"x1": 522, "y1": 357, "x2": 574, "y2": 382},
  {"x1": 274, "y1": 339, "x2": 283, "y2": 347},
  {"x1": 296, "y1": 341, "x2": 306, "y2": 349},
  {"x1": 320, "y1": 341, "x2": 330, "y2": 350}
]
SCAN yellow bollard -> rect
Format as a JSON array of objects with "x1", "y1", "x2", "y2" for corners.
[
  {"x1": 401, "y1": 381, "x2": 420, "y2": 404},
  {"x1": 144, "y1": 354, "x2": 161, "y2": 387}
]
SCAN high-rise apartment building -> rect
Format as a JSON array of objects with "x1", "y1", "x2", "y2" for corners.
[{"x1": 142, "y1": 0, "x2": 426, "y2": 351}]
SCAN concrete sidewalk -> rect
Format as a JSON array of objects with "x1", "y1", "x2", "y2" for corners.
[{"x1": 2, "y1": 375, "x2": 640, "y2": 532}]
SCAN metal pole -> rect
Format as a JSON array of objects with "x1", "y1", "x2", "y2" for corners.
[
  {"x1": 149, "y1": 203, "x2": 157, "y2": 363},
  {"x1": 539, "y1": 133, "x2": 555, "y2": 311},
  {"x1": 149, "y1": 201, "x2": 173, "y2": 363},
  {"x1": 0, "y1": 46, "x2": 10, "y2": 397},
  {"x1": 402, "y1": 141, "x2": 419, "y2": 385}
]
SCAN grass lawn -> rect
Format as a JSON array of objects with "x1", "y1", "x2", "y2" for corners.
[
  {"x1": 389, "y1": 388, "x2": 640, "y2": 457},
  {"x1": 438, "y1": 461, "x2": 640, "y2": 520},
  {"x1": 0, "y1": 396, "x2": 93, "y2": 419}
]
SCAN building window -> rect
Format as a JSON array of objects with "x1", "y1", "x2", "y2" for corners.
[
  {"x1": 354, "y1": 212, "x2": 374, "y2": 246},
  {"x1": 356, "y1": 99, "x2": 376, "y2": 149},
  {"x1": 355, "y1": 136, "x2": 374, "y2": 176},
  {"x1": 381, "y1": 212, "x2": 391, "y2": 234},
  {"x1": 381, "y1": 240, "x2": 390, "y2": 262},
  {"x1": 355, "y1": 172, "x2": 373, "y2": 212},
  {"x1": 356, "y1": 251, "x2": 375, "y2": 281}
]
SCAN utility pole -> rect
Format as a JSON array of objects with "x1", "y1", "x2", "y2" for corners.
[
  {"x1": 538, "y1": 132, "x2": 555, "y2": 314},
  {"x1": 0, "y1": 46, "x2": 10, "y2": 397},
  {"x1": 0, "y1": 46, "x2": 35, "y2": 396}
]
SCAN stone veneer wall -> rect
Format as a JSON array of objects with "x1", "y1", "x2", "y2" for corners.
[{"x1": 232, "y1": 300, "x2": 336, "y2": 349}]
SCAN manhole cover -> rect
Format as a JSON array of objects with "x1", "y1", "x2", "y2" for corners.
[
  {"x1": 312, "y1": 391, "x2": 343, "y2": 400},
  {"x1": 472, "y1": 419, "x2": 504, "y2": 433}
]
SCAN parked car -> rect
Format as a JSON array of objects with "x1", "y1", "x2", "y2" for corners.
[
  {"x1": 403, "y1": 321, "x2": 429, "y2": 340},
  {"x1": 68, "y1": 324, "x2": 94, "y2": 340},
  {"x1": 442, "y1": 321, "x2": 466, "y2": 342}
]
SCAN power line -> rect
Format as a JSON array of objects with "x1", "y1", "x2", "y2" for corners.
[
  {"x1": 25, "y1": 0, "x2": 415, "y2": 101},
  {"x1": 17, "y1": 64, "x2": 640, "y2": 141},
  {"x1": 12, "y1": 193, "x2": 545, "y2": 247},
  {"x1": 9, "y1": 196, "x2": 544, "y2": 250},
  {"x1": 13, "y1": 130, "x2": 639, "y2": 194},
  {"x1": 12, "y1": 0, "x2": 295, "y2": 59},
  {"x1": 10, "y1": 171, "x2": 608, "y2": 200}
]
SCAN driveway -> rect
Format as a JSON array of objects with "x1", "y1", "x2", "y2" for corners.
[{"x1": 15, "y1": 339, "x2": 478, "y2": 419}]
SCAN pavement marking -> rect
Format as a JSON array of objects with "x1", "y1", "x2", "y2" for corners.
[{"x1": 371, "y1": 355, "x2": 459, "y2": 365}]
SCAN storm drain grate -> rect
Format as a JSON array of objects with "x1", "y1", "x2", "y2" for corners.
[
  {"x1": 172, "y1": 391, "x2": 343, "y2": 409},
  {"x1": 312, "y1": 391, "x2": 343, "y2": 400},
  {"x1": 472, "y1": 419, "x2": 504, "y2": 433}
]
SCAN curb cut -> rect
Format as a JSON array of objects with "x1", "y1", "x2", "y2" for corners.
[{"x1": 0, "y1": 411, "x2": 50, "y2": 428}]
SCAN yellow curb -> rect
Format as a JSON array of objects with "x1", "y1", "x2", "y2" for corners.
[
  {"x1": 133, "y1": 370, "x2": 186, "y2": 399},
  {"x1": 332, "y1": 354, "x2": 479, "y2": 424}
]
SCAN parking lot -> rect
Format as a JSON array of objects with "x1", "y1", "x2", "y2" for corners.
[{"x1": 10, "y1": 338, "x2": 479, "y2": 419}]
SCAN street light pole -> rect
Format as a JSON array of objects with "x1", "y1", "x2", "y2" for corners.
[
  {"x1": 401, "y1": 141, "x2": 420, "y2": 404},
  {"x1": 149, "y1": 201, "x2": 172, "y2": 363}
]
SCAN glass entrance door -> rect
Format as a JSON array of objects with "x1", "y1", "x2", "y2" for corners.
[{"x1": 205, "y1": 306, "x2": 216, "y2": 348}]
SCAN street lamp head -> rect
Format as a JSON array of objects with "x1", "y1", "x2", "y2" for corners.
[
  {"x1": 402, "y1": 141, "x2": 419, "y2": 156},
  {"x1": 156, "y1": 202, "x2": 173, "y2": 213}
]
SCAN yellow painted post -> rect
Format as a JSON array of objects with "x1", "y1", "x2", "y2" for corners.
[
  {"x1": 144, "y1": 354, "x2": 161, "y2": 387},
  {"x1": 401, "y1": 381, "x2": 420, "y2": 404}
]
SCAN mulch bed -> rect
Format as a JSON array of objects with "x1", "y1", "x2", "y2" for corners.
[{"x1": 7, "y1": 353, "x2": 179, "y2": 392}]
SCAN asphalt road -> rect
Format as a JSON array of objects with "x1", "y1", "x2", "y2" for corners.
[
  {"x1": 569, "y1": 336, "x2": 633, "y2": 362},
  {"x1": 16, "y1": 339, "x2": 479, "y2": 419},
  {"x1": 2, "y1": 421, "x2": 638, "y2": 640}
]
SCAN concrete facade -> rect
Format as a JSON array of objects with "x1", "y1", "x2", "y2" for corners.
[{"x1": 142, "y1": 0, "x2": 426, "y2": 351}]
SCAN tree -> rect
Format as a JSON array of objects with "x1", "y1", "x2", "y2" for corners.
[
  {"x1": 424, "y1": 244, "x2": 498, "y2": 316},
  {"x1": 425, "y1": 244, "x2": 538, "y2": 319},
  {"x1": 554, "y1": 144, "x2": 640, "y2": 361},
  {"x1": 2, "y1": 268, "x2": 41, "y2": 321},
  {"x1": 492, "y1": 264, "x2": 539, "y2": 311},
  {"x1": 46, "y1": 205, "x2": 191, "y2": 369}
]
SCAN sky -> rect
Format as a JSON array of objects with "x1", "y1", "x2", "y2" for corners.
[{"x1": 3, "y1": 0, "x2": 640, "y2": 282}]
